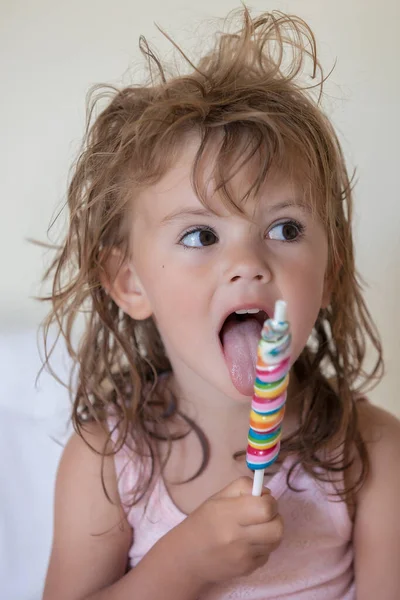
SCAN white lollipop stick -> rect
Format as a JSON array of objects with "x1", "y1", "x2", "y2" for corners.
[
  {"x1": 252, "y1": 469, "x2": 265, "y2": 496},
  {"x1": 273, "y1": 299, "x2": 287, "y2": 326},
  {"x1": 251, "y1": 300, "x2": 288, "y2": 496}
]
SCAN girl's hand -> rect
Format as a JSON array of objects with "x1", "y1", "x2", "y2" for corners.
[{"x1": 170, "y1": 476, "x2": 283, "y2": 586}]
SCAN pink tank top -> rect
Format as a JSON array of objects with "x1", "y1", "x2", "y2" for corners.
[{"x1": 112, "y1": 435, "x2": 355, "y2": 599}]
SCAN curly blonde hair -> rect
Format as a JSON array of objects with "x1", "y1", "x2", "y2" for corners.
[{"x1": 41, "y1": 7, "x2": 383, "y2": 506}]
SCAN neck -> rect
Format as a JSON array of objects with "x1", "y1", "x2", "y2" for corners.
[
  {"x1": 169, "y1": 371, "x2": 249, "y2": 455},
  {"x1": 165, "y1": 362, "x2": 302, "y2": 457}
]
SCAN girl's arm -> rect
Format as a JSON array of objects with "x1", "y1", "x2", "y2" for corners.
[
  {"x1": 354, "y1": 402, "x2": 400, "y2": 599},
  {"x1": 43, "y1": 424, "x2": 205, "y2": 600}
]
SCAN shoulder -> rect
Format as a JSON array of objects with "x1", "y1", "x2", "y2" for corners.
[
  {"x1": 356, "y1": 399, "x2": 400, "y2": 472},
  {"x1": 354, "y1": 397, "x2": 400, "y2": 513},
  {"x1": 56, "y1": 420, "x2": 129, "y2": 521},
  {"x1": 342, "y1": 399, "x2": 400, "y2": 518},
  {"x1": 352, "y1": 403, "x2": 400, "y2": 597},
  {"x1": 61, "y1": 420, "x2": 114, "y2": 476},
  {"x1": 43, "y1": 422, "x2": 133, "y2": 599}
]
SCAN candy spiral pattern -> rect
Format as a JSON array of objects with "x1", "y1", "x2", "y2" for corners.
[{"x1": 246, "y1": 316, "x2": 291, "y2": 471}]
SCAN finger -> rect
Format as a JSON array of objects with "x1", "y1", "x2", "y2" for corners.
[
  {"x1": 245, "y1": 514, "x2": 284, "y2": 547},
  {"x1": 214, "y1": 476, "x2": 267, "y2": 499},
  {"x1": 251, "y1": 547, "x2": 271, "y2": 564},
  {"x1": 248, "y1": 547, "x2": 272, "y2": 571},
  {"x1": 236, "y1": 494, "x2": 278, "y2": 526}
]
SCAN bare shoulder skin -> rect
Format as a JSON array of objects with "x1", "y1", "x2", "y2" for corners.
[
  {"x1": 43, "y1": 423, "x2": 133, "y2": 599},
  {"x1": 354, "y1": 401, "x2": 400, "y2": 599}
]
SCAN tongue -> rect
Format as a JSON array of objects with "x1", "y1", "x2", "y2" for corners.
[{"x1": 221, "y1": 317, "x2": 262, "y2": 396}]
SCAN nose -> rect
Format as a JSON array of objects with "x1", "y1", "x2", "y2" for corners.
[{"x1": 224, "y1": 247, "x2": 271, "y2": 285}]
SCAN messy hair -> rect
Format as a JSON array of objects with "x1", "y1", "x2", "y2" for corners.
[{"x1": 41, "y1": 7, "x2": 383, "y2": 507}]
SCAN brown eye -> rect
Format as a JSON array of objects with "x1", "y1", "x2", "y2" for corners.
[
  {"x1": 181, "y1": 227, "x2": 218, "y2": 247},
  {"x1": 268, "y1": 221, "x2": 303, "y2": 242},
  {"x1": 199, "y1": 229, "x2": 217, "y2": 246},
  {"x1": 282, "y1": 223, "x2": 299, "y2": 240}
]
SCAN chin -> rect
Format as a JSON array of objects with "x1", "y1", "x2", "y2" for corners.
[
  {"x1": 215, "y1": 376, "x2": 254, "y2": 402},
  {"x1": 211, "y1": 354, "x2": 255, "y2": 402}
]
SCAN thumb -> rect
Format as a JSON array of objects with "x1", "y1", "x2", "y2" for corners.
[{"x1": 214, "y1": 476, "x2": 271, "y2": 499}]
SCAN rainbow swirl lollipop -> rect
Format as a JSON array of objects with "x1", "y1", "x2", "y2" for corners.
[{"x1": 246, "y1": 300, "x2": 291, "y2": 496}]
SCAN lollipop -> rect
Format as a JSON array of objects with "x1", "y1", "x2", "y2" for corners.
[{"x1": 246, "y1": 300, "x2": 291, "y2": 496}]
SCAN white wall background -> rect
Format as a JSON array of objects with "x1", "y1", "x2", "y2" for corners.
[{"x1": 1, "y1": 0, "x2": 399, "y2": 417}]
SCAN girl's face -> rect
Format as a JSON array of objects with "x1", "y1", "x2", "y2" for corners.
[{"x1": 123, "y1": 138, "x2": 330, "y2": 401}]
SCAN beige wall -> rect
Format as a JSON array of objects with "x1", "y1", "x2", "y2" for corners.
[{"x1": 1, "y1": 0, "x2": 399, "y2": 414}]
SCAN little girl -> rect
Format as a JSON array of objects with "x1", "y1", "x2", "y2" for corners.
[{"x1": 42, "y1": 8, "x2": 400, "y2": 600}]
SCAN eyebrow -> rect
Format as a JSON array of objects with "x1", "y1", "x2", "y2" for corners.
[
  {"x1": 161, "y1": 200, "x2": 311, "y2": 224},
  {"x1": 161, "y1": 208, "x2": 216, "y2": 224},
  {"x1": 268, "y1": 200, "x2": 312, "y2": 214}
]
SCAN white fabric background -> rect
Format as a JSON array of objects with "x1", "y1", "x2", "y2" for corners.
[{"x1": 0, "y1": 330, "x2": 71, "y2": 599}]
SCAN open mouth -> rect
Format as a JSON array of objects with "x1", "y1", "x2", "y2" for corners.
[
  {"x1": 219, "y1": 309, "x2": 269, "y2": 396},
  {"x1": 219, "y1": 309, "x2": 268, "y2": 340}
]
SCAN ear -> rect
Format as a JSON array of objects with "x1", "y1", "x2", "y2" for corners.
[{"x1": 100, "y1": 249, "x2": 152, "y2": 320}]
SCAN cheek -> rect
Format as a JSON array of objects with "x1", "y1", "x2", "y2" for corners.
[
  {"x1": 285, "y1": 248, "x2": 328, "y2": 359},
  {"x1": 140, "y1": 256, "x2": 206, "y2": 323},
  {"x1": 143, "y1": 265, "x2": 211, "y2": 361}
]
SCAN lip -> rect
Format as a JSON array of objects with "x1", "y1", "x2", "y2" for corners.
[{"x1": 217, "y1": 301, "x2": 274, "y2": 338}]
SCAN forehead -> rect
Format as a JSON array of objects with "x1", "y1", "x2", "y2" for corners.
[{"x1": 133, "y1": 133, "x2": 312, "y2": 223}]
